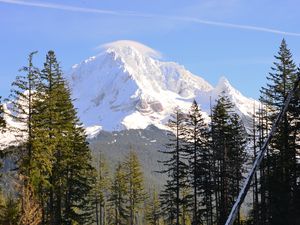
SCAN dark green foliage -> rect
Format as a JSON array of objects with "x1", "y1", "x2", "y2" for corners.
[
  {"x1": 0, "y1": 97, "x2": 5, "y2": 132},
  {"x1": 92, "y1": 153, "x2": 111, "y2": 225},
  {"x1": 88, "y1": 126, "x2": 169, "y2": 188},
  {"x1": 6, "y1": 51, "x2": 39, "y2": 176},
  {"x1": 146, "y1": 189, "x2": 161, "y2": 225},
  {"x1": 184, "y1": 100, "x2": 213, "y2": 225},
  {"x1": 159, "y1": 108, "x2": 189, "y2": 225},
  {"x1": 108, "y1": 163, "x2": 128, "y2": 225},
  {"x1": 0, "y1": 97, "x2": 6, "y2": 175},
  {"x1": 0, "y1": 194, "x2": 20, "y2": 225},
  {"x1": 258, "y1": 39, "x2": 300, "y2": 225},
  {"x1": 123, "y1": 150, "x2": 147, "y2": 225},
  {"x1": 63, "y1": 125, "x2": 96, "y2": 225},
  {"x1": 4, "y1": 51, "x2": 95, "y2": 225},
  {"x1": 160, "y1": 180, "x2": 177, "y2": 225},
  {"x1": 211, "y1": 94, "x2": 247, "y2": 225},
  {"x1": 29, "y1": 51, "x2": 96, "y2": 224}
]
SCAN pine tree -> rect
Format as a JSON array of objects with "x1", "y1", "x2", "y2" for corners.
[
  {"x1": 5, "y1": 52, "x2": 44, "y2": 224},
  {"x1": 146, "y1": 189, "x2": 161, "y2": 225},
  {"x1": 184, "y1": 100, "x2": 213, "y2": 225},
  {"x1": 29, "y1": 51, "x2": 95, "y2": 224},
  {"x1": 93, "y1": 153, "x2": 111, "y2": 225},
  {"x1": 64, "y1": 124, "x2": 96, "y2": 225},
  {"x1": 0, "y1": 97, "x2": 5, "y2": 132},
  {"x1": 256, "y1": 102, "x2": 270, "y2": 225},
  {"x1": 0, "y1": 194, "x2": 20, "y2": 225},
  {"x1": 6, "y1": 51, "x2": 39, "y2": 176},
  {"x1": 250, "y1": 105, "x2": 259, "y2": 225},
  {"x1": 0, "y1": 97, "x2": 6, "y2": 169},
  {"x1": 227, "y1": 114, "x2": 247, "y2": 224},
  {"x1": 30, "y1": 50, "x2": 66, "y2": 223},
  {"x1": 123, "y1": 150, "x2": 147, "y2": 225},
  {"x1": 259, "y1": 39, "x2": 300, "y2": 224},
  {"x1": 211, "y1": 94, "x2": 247, "y2": 225},
  {"x1": 109, "y1": 163, "x2": 128, "y2": 225},
  {"x1": 18, "y1": 178, "x2": 42, "y2": 225},
  {"x1": 159, "y1": 108, "x2": 188, "y2": 225},
  {"x1": 160, "y1": 180, "x2": 177, "y2": 225}
]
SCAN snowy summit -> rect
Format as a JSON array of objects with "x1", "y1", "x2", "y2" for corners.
[{"x1": 69, "y1": 40, "x2": 257, "y2": 134}]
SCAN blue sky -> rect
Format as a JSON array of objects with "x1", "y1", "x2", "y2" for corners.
[{"x1": 0, "y1": 0, "x2": 300, "y2": 99}]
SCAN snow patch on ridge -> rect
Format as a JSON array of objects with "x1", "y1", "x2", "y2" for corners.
[{"x1": 85, "y1": 125, "x2": 102, "y2": 139}]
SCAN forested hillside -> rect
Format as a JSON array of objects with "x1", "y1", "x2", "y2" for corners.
[{"x1": 0, "y1": 40, "x2": 299, "y2": 225}]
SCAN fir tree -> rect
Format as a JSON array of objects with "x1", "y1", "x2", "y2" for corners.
[
  {"x1": 259, "y1": 39, "x2": 300, "y2": 224},
  {"x1": 159, "y1": 108, "x2": 188, "y2": 225},
  {"x1": 0, "y1": 97, "x2": 6, "y2": 170},
  {"x1": 109, "y1": 163, "x2": 128, "y2": 225},
  {"x1": 184, "y1": 100, "x2": 213, "y2": 225},
  {"x1": 93, "y1": 153, "x2": 111, "y2": 225},
  {"x1": 160, "y1": 180, "x2": 177, "y2": 225},
  {"x1": 6, "y1": 51, "x2": 39, "y2": 176},
  {"x1": 29, "y1": 51, "x2": 95, "y2": 224},
  {"x1": 64, "y1": 124, "x2": 96, "y2": 225},
  {"x1": 211, "y1": 94, "x2": 247, "y2": 225},
  {"x1": 0, "y1": 194, "x2": 20, "y2": 225},
  {"x1": 0, "y1": 97, "x2": 5, "y2": 132},
  {"x1": 146, "y1": 189, "x2": 161, "y2": 225},
  {"x1": 5, "y1": 52, "x2": 44, "y2": 223},
  {"x1": 123, "y1": 150, "x2": 147, "y2": 225},
  {"x1": 18, "y1": 179, "x2": 42, "y2": 225}
]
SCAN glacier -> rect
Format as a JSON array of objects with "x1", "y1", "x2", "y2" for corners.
[
  {"x1": 1, "y1": 40, "x2": 258, "y2": 146},
  {"x1": 69, "y1": 40, "x2": 258, "y2": 133}
]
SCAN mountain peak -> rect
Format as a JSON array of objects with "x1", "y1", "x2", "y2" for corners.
[
  {"x1": 101, "y1": 40, "x2": 162, "y2": 59},
  {"x1": 217, "y1": 76, "x2": 231, "y2": 87},
  {"x1": 215, "y1": 76, "x2": 237, "y2": 94},
  {"x1": 67, "y1": 41, "x2": 256, "y2": 133}
]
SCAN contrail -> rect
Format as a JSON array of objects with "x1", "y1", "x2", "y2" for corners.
[{"x1": 1, "y1": 0, "x2": 300, "y2": 37}]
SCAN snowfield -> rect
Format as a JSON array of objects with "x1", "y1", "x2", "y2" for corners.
[
  {"x1": 69, "y1": 40, "x2": 258, "y2": 133},
  {"x1": 1, "y1": 40, "x2": 258, "y2": 146}
]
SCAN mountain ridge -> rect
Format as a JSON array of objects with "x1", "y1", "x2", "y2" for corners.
[
  {"x1": 0, "y1": 40, "x2": 258, "y2": 147},
  {"x1": 69, "y1": 40, "x2": 257, "y2": 133}
]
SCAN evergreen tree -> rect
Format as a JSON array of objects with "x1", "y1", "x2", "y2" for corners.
[
  {"x1": 30, "y1": 50, "x2": 67, "y2": 223},
  {"x1": 0, "y1": 97, "x2": 5, "y2": 132},
  {"x1": 64, "y1": 124, "x2": 96, "y2": 225},
  {"x1": 123, "y1": 150, "x2": 147, "y2": 225},
  {"x1": 226, "y1": 114, "x2": 247, "y2": 224},
  {"x1": 0, "y1": 194, "x2": 20, "y2": 225},
  {"x1": 0, "y1": 97, "x2": 6, "y2": 170},
  {"x1": 184, "y1": 100, "x2": 213, "y2": 225},
  {"x1": 29, "y1": 51, "x2": 95, "y2": 224},
  {"x1": 6, "y1": 51, "x2": 39, "y2": 176},
  {"x1": 5, "y1": 52, "x2": 44, "y2": 224},
  {"x1": 259, "y1": 39, "x2": 300, "y2": 224},
  {"x1": 93, "y1": 153, "x2": 111, "y2": 225},
  {"x1": 159, "y1": 108, "x2": 188, "y2": 225},
  {"x1": 146, "y1": 189, "x2": 161, "y2": 225},
  {"x1": 160, "y1": 180, "x2": 177, "y2": 225},
  {"x1": 250, "y1": 105, "x2": 259, "y2": 225},
  {"x1": 211, "y1": 95, "x2": 247, "y2": 225},
  {"x1": 109, "y1": 163, "x2": 128, "y2": 225},
  {"x1": 18, "y1": 179, "x2": 42, "y2": 225}
]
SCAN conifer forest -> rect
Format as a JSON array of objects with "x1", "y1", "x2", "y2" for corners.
[{"x1": 0, "y1": 38, "x2": 299, "y2": 225}]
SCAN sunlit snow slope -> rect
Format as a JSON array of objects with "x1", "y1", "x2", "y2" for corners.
[
  {"x1": 69, "y1": 40, "x2": 257, "y2": 133},
  {"x1": 0, "y1": 40, "x2": 258, "y2": 147}
]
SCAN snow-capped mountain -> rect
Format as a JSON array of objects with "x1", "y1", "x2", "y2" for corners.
[
  {"x1": 69, "y1": 40, "x2": 257, "y2": 133},
  {"x1": 0, "y1": 40, "x2": 258, "y2": 146}
]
